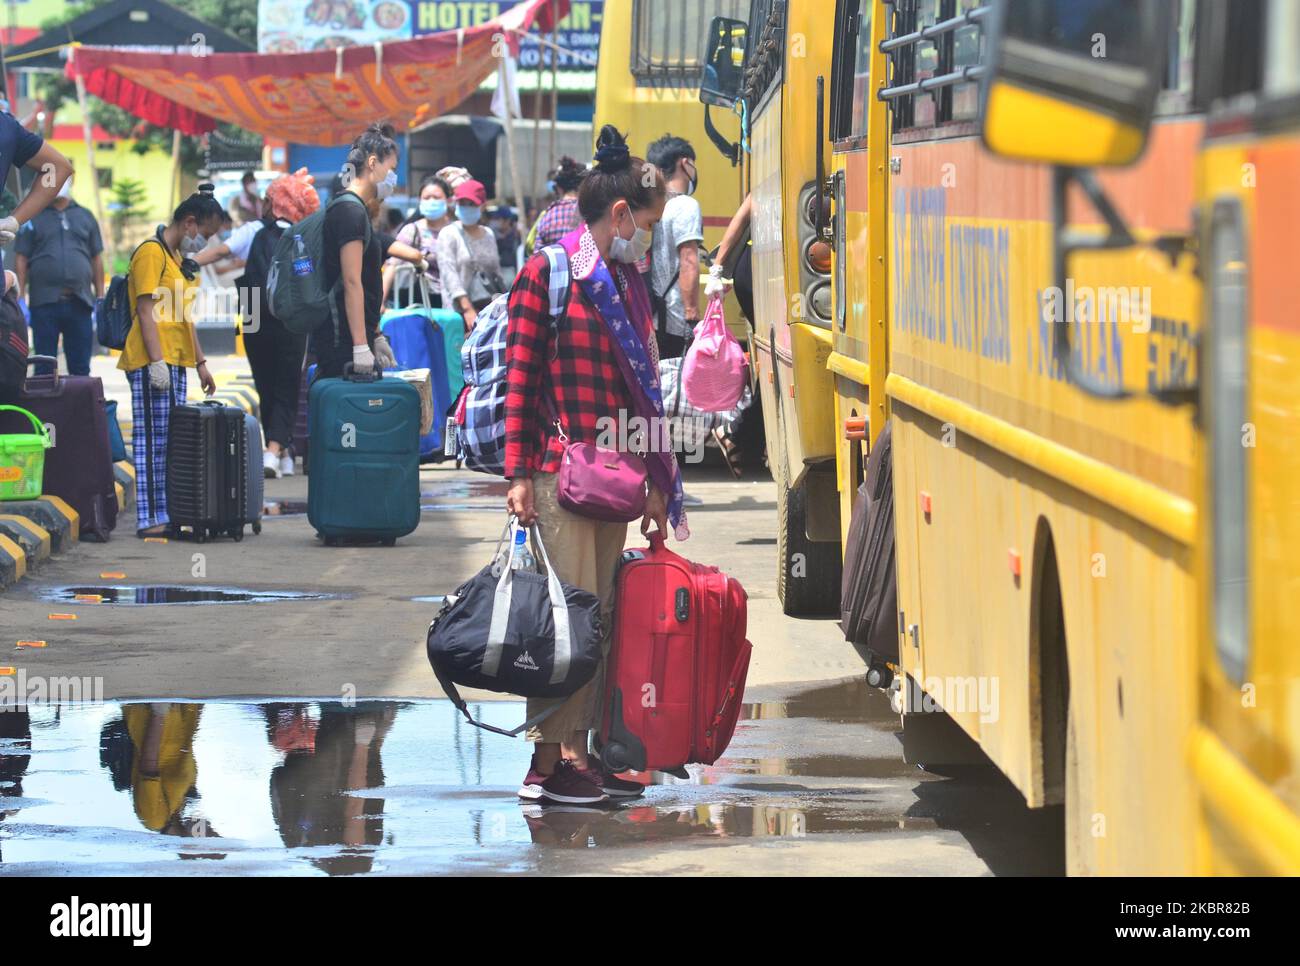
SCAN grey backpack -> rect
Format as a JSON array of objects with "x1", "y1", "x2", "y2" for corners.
[{"x1": 266, "y1": 192, "x2": 370, "y2": 340}]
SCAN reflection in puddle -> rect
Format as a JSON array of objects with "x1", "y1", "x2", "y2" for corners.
[
  {"x1": 36, "y1": 586, "x2": 338, "y2": 606},
  {"x1": 0, "y1": 679, "x2": 1060, "y2": 875},
  {"x1": 0, "y1": 688, "x2": 916, "y2": 876}
]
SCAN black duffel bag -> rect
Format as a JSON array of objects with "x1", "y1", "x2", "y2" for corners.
[{"x1": 427, "y1": 517, "x2": 601, "y2": 736}]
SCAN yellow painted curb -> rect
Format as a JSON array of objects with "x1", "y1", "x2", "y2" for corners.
[
  {"x1": 0, "y1": 532, "x2": 27, "y2": 587},
  {"x1": 0, "y1": 514, "x2": 51, "y2": 561},
  {"x1": 38, "y1": 494, "x2": 80, "y2": 544}
]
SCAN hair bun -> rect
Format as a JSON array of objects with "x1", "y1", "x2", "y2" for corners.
[{"x1": 593, "y1": 124, "x2": 631, "y2": 172}]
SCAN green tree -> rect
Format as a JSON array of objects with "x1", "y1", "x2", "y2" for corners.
[
  {"x1": 31, "y1": 0, "x2": 262, "y2": 174},
  {"x1": 109, "y1": 178, "x2": 151, "y2": 249}
]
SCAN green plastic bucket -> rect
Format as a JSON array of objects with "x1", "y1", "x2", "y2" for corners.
[{"x1": 0, "y1": 405, "x2": 51, "y2": 502}]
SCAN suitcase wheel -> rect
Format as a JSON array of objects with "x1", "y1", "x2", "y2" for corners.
[
  {"x1": 382, "y1": 538, "x2": 396, "y2": 548},
  {"x1": 323, "y1": 535, "x2": 339, "y2": 547},
  {"x1": 253, "y1": 522, "x2": 262, "y2": 536},
  {"x1": 232, "y1": 528, "x2": 244, "y2": 542},
  {"x1": 601, "y1": 741, "x2": 631, "y2": 774}
]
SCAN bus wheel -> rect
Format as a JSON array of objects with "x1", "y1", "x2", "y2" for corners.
[{"x1": 777, "y1": 476, "x2": 841, "y2": 616}]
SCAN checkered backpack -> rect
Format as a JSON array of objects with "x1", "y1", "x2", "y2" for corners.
[{"x1": 456, "y1": 245, "x2": 570, "y2": 475}]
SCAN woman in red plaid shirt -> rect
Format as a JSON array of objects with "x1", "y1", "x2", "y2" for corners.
[{"x1": 505, "y1": 127, "x2": 671, "y2": 807}]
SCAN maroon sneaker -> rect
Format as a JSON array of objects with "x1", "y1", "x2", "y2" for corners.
[
  {"x1": 518, "y1": 756, "x2": 548, "y2": 801},
  {"x1": 538, "y1": 760, "x2": 608, "y2": 806},
  {"x1": 579, "y1": 758, "x2": 646, "y2": 799}
]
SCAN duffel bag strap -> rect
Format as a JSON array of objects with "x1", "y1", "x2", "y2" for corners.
[{"x1": 430, "y1": 662, "x2": 567, "y2": 737}]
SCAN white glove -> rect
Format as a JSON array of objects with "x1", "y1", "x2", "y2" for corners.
[
  {"x1": 352, "y1": 343, "x2": 376, "y2": 375},
  {"x1": 704, "y1": 262, "x2": 730, "y2": 299},
  {"x1": 147, "y1": 360, "x2": 170, "y2": 391},
  {"x1": 0, "y1": 216, "x2": 19, "y2": 245},
  {"x1": 372, "y1": 334, "x2": 397, "y2": 370}
]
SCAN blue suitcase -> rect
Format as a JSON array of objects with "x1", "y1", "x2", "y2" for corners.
[
  {"x1": 379, "y1": 307, "x2": 456, "y2": 461},
  {"x1": 307, "y1": 368, "x2": 421, "y2": 546}
]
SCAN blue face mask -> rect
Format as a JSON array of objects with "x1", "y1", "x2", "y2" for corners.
[
  {"x1": 457, "y1": 204, "x2": 482, "y2": 226},
  {"x1": 420, "y1": 199, "x2": 448, "y2": 221},
  {"x1": 546, "y1": 179, "x2": 558, "y2": 195}
]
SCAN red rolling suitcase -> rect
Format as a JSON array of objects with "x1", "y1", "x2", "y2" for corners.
[
  {"x1": 600, "y1": 531, "x2": 752, "y2": 775},
  {"x1": 0, "y1": 356, "x2": 117, "y2": 540}
]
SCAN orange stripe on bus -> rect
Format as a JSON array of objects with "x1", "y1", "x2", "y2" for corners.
[{"x1": 1251, "y1": 140, "x2": 1300, "y2": 335}]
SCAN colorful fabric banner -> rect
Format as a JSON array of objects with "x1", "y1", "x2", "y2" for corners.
[{"x1": 65, "y1": 0, "x2": 568, "y2": 145}]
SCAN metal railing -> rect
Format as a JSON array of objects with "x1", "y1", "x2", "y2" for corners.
[{"x1": 877, "y1": 1, "x2": 990, "y2": 125}]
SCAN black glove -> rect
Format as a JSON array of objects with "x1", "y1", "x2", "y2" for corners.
[{"x1": 180, "y1": 258, "x2": 199, "y2": 281}]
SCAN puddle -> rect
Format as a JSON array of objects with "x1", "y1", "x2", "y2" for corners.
[
  {"x1": 420, "y1": 480, "x2": 509, "y2": 500},
  {"x1": 36, "y1": 586, "x2": 338, "y2": 606},
  {"x1": 262, "y1": 500, "x2": 308, "y2": 517},
  {"x1": 0, "y1": 680, "x2": 1060, "y2": 876},
  {"x1": 408, "y1": 596, "x2": 447, "y2": 605}
]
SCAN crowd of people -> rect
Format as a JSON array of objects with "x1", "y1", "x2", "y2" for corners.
[{"x1": 0, "y1": 109, "x2": 747, "y2": 805}]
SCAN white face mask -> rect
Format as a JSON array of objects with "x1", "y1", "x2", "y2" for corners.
[
  {"x1": 610, "y1": 206, "x2": 653, "y2": 263},
  {"x1": 181, "y1": 231, "x2": 207, "y2": 255},
  {"x1": 57, "y1": 179, "x2": 73, "y2": 200},
  {"x1": 375, "y1": 168, "x2": 397, "y2": 200}
]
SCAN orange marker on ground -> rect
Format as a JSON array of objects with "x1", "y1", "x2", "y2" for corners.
[
  {"x1": 100, "y1": 572, "x2": 126, "y2": 579},
  {"x1": 48, "y1": 614, "x2": 78, "y2": 621},
  {"x1": 74, "y1": 594, "x2": 103, "y2": 603},
  {"x1": 0, "y1": 667, "x2": 14, "y2": 675},
  {"x1": 16, "y1": 640, "x2": 46, "y2": 648}
]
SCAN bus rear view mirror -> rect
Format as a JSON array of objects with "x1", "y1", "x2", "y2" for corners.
[
  {"x1": 700, "y1": 16, "x2": 748, "y2": 109},
  {"x1": 979, "y1": 0, "x2": 1174, "y2": 167}
]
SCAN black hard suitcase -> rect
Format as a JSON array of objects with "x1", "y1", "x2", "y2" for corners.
[
  {"x1": 0, "y1": 356, "x2": 118, "y2": 540},
  {"x1": 167, "y1": 400, "x2": 251, "y2": 542},
  {"x1": 840, "y1": 421, "x2": 898, "y2": 685}
]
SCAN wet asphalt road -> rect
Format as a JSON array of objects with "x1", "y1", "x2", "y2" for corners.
[{"x1": 0, "y1": 460, "x2": 1063, "y2": 875}]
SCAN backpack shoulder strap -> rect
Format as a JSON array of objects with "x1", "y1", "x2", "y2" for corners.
[{"x1": 541, "y1": 244, "x2": 570, "y2": 322}]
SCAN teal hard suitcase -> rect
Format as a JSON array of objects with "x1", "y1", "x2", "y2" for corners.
[{"x1": 307, "y1": 368, "x2": 421, "y2": 545}]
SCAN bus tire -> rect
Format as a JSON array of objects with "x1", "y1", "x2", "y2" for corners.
[{"x1": 777, "y1": 475, "x2": 841, "y2": 617}]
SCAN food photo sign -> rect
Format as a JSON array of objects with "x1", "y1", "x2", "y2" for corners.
[{"x1": 258, "y1": 0, "x2": 414, "y2": 53}]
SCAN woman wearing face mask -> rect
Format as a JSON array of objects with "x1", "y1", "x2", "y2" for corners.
[
  {"x1": 120, "y1": 187, "x2": 222, "y2": 537},
  {"x1": 436, "y1": 179, "x2": 504, "y2": 329},
  {"x1": 383, "y1": 174, "x2": 452, "y2": 309},
  {"x1": 504, "y1": 125, "x2": 689, "y2": 807},
  {"x1": 314, "y1": 123, "x2": 402, "y2": 379}
]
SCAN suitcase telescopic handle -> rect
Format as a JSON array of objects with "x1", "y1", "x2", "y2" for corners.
[{"x1": 22, "y1": 355, "x2": 61, "y2": 395}]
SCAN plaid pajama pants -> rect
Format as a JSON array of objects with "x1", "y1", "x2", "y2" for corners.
[{"x1": 127, "y1": 365, "x2": 188, "y2": 531}]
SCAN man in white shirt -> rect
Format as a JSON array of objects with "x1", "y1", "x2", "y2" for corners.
[{"x1": 647, "y1": 135, "x2": 703, "y2": 359}]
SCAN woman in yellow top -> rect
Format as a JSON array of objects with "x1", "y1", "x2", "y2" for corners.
[{"x1": 121, "y1": 189, "x2": 222, "y2": 536}]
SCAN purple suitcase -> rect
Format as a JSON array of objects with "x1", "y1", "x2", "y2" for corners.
[{"x1": 0, "y1": 356, "x2": 118, "y2": 540}]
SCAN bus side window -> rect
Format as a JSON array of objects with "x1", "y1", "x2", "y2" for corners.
[
  {"x1": 1155, "y1": 0, "x2": 1198, "y2": 115},
  {"x1": 951, "y1": 0, "x2": 984, "y2": 122},
  {"x1": 831, "y1": 0, "x2": 872, "y2": 142},
  {"x1": 1194, "y1": 0, "x2": 1265, "y2": 111},
  {"x1": 631, "y1": 0, "x2": 751, "y2": 87}
]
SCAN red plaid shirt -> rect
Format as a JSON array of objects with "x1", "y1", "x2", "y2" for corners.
[{"x1": 504, "y1": 249, "x2": 645, "y2": 479}]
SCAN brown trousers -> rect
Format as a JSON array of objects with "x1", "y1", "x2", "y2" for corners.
[{"x1": 525, "y1": 471, "x2": 628, "y2": 743}]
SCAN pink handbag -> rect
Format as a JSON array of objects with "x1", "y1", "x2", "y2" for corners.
[
  {"x1": 683, "y1": 295, "x2": 747, "y2": 412},
  {"x1": 546, "y1": 398, "x2": 648, "y2": 523}
]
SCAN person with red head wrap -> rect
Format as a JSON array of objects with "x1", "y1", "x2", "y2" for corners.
[{"x1": 227, "y1": 167, "x2": 322, "y2": 478}]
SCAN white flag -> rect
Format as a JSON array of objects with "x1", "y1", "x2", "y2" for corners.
[{"x1": 492, "y1": 54, "x2": 522, "y2": 121}]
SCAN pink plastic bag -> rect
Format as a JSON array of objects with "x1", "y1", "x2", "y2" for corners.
[{"x1": 682, "y1": 296, "x2": 747, "y2": 413}]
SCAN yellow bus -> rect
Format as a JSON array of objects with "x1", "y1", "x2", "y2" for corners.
[
  {"x1": 695, "y1": 0, "x2": 844, "y2": 616},
  {"x1": 704, "y1": 0, "x2": 1300, "y2": 875},
  {"x1": 593, "y1": 0, "x2": 747, "y2": 253}
]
